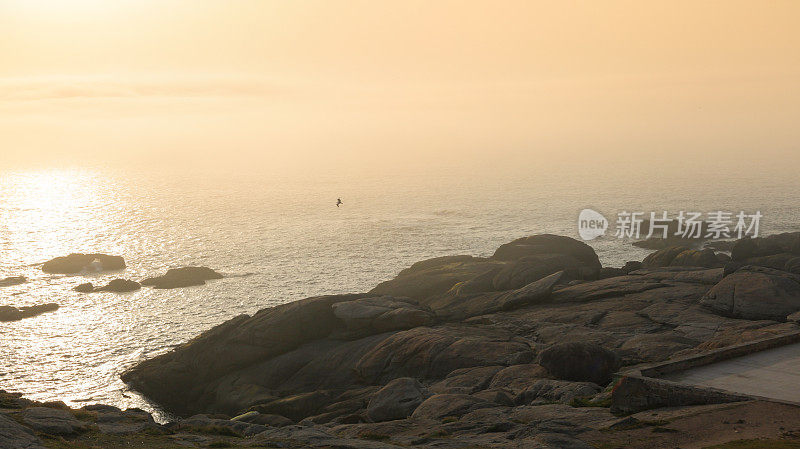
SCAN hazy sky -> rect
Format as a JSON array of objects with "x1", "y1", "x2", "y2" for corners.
[{"x1": 2, "y1": 0, "x2": 799, "y2": 173}]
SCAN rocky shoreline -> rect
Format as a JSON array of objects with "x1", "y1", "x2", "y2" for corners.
[{"x1": 6, "y1": 233, "x2": 800, "y2": 448}]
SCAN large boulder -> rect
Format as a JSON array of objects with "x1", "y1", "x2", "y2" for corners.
[
  {"x1": 365, "y1": 377, "x2": 427, "y2": 422},
  {"x1": 369, "y1": 235, "x2": 601, "y2": 302},
  {"x1": 537, "y1": 342, "x2": 620, "y2": 385},
  {"x1": 0, "y1": 304, "x2": 59, "y2": 322},
  {"x1": 493, "y1": 234, "x2": 599, "y2": 265},
  {"x1": 141, "y1": 267, "x2": 222, "y2": 289},
  {"x1": 42, "y1": 253, "x2": 125, "y2": 274},
  {"x1": 700, "y1": 266, "x2": 800, "y2": 321}
]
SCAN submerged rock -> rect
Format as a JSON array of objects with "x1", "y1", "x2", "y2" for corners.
[
  {"x1": 73, "y1": 282, "x2": 94, "y2": 293},
  {"x1": 41, "y1": 253, "x2": 125, "y2": 274},
  {"x1": 96, "y1": 279, "x2": 141, "y2": 292},
  {"x1": 0, "y1": 276, "x2": 26, "y2": 287},
  {"x1": 0, "y1": 303, "x2": 59, "y2": 322},
  {"x1": 140, "y1": 267, "x2": 223, "y2": 289}
]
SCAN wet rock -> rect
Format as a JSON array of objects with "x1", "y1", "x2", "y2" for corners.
[
  {"x1": 0, "y1": 414, "x2": 45, "y2": 449},
  {"x1": 365, "y1": 377, "x2": 427, "y2": 422},
  {"x1": 140, "y1": 266, "x2": 222, "y2": 289},
  {"x1": 41, "y1": 253, "x2": 125, "y2": 274},
  {"x1": 0, "y1": 304, "x2": 59, "y2": 322},
  {"x1": 0, "y1": 276, "x2": 26, "y2": 287},
  {"x1": 73, "y1": 282, "x2": 94, "y2": 293},
  {"x1": 21, "y1": 407, "x2": 88, "y2": 435},
  {"x1": 700, "y1": 265, "x2": 800, "y2": 321},
  {"x1": 537, "y1": 342, "x2": 620, "y2": 385},
  {"x1": 96, "y1": 279, "x2": 141, "y2": 293}
]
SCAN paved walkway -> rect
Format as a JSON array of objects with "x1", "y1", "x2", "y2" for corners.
[{"x1": 662, "y1": 342, "x2": 800, "y2": 403}]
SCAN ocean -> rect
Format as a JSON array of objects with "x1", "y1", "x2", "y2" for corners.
[{"x1": 1, "y1": 165, "x2": 798, "y2": 421}]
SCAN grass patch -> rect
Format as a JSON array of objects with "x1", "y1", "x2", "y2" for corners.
[{"x1": 703, "y1": 439, "x2": 800, "y2": 449}]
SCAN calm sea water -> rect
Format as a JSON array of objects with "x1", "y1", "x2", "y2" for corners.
[{"x1": 1, "y1": 165, "x2": 798, "y2": 421}]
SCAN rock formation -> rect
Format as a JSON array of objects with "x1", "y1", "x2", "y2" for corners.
[
  {"x1": 41, "y1": 253, "x2": 125, "y2": 274},
  {"x1": 0, "y1": 304, "x2": 59, "y2": 322},
  {"x1": 122, "y1": 233, "x2": 800, "y2": 434},
  {"x1": 140, "y1": 267, "x2": 223, "y2": 289}
]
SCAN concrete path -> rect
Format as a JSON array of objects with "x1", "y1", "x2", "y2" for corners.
[{"x1": 663, "y1": 342, "x2": 800, "y2": 402}]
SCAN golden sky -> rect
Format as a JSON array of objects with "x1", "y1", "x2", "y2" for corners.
[{"x1": 2, "y1": 0, "x2": 799, "y2": 173}]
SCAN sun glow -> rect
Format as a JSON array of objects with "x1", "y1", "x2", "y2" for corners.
[{"x1": 2, "y1": 0, "x2": 143, "y2": 20}]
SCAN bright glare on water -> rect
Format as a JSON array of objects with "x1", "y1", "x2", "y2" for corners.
[{"x1": 1, "y1": 166, "x2": 798, "y2": 421}]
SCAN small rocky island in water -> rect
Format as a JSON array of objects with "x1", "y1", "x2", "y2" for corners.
[{"x1": 6, "y1": 233, "x2": 800, "y2": 448}]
